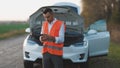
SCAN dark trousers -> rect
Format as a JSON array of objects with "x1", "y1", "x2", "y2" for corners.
[{"x1": 42, "y1": 52, "x2": 63, "y2": 68}]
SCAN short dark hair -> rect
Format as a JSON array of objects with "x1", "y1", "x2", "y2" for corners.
[{"x1": 43, "y1": 8, "x2": 53, "y2": 14}]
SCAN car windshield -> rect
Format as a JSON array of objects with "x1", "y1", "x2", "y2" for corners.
[{"x1": 29, "y1": 6, "x2": 84, "y2": 46}]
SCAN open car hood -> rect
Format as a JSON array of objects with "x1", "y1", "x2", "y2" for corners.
[
  {"x1": 29, "y1": 6, "x2": 83, "y2": 28},
  {"x1": 28, "y1": 6, "x2": 84, "y2": 46}
]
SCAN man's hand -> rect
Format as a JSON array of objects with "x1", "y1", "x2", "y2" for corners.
[
  {"x1": 39, "y1": 34, "x2": 55, "y2": 42},
  {"x1": 39, "y1": 34, "x2": 48, "y2": 42}
]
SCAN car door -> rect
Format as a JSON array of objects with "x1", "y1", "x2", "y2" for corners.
[{"x1": 85, "y1": 19, "x2": 110, "y2": 57}]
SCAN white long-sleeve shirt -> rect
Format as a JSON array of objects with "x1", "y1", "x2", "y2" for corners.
[{"x1": 41, "y1": 18, "x2": 65, "y2": 43}]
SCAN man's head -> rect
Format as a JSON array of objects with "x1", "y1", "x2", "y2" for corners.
[{"x1": 43, "y1": 8, "x2": 54, "y2": 23}]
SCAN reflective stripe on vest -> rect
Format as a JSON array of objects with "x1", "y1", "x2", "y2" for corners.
[
  {"x1": 42, "y1": 20, "x2": 64, "y2": 56},
  {"x1": 43, "y1": 45, "x2": 63, "y2": 51}
]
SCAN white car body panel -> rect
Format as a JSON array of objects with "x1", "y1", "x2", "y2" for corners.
[{"x1": 86, "y1": 32, "x2": 110, "y2": 57}]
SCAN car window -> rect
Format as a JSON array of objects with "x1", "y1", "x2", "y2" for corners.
[{"x1": 89, "y1": 19, "x2": 107, "y2": 32}]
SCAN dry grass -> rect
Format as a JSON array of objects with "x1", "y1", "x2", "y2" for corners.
[
  {"x1": 0, "y1": 23, "x2": 29, "y2": 40},
  {"x1": 0, "y1": 30, "x2": 25, "y2": 39}
]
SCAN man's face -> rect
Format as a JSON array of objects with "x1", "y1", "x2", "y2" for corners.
[{"x1": 43, "y1": 12, "x2": 53, "y2": 23}]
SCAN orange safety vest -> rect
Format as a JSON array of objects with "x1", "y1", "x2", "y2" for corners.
[{"x1": 42, "y1": 20, "x2": 64, "y2": 56}]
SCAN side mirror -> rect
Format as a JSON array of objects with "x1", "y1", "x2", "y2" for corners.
[
  {"x1": 87, "y1": 29, "x2": 97, "y2": 35},
  {"x1": 25, "y1": 28, "x2": 30, "y2": 33}
]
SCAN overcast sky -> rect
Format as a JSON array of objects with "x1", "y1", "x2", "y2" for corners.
[{"x1": 0, "y1": 0, "x2": 81, "y2": 21}]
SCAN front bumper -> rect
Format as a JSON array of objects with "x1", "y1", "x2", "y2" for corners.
[{"x1": 63, "y1": 44, "x2": 88, "y2": 63}]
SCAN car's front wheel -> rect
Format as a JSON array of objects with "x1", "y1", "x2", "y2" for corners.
[{"x1": 24, "y1": 60, "x2": 33, "y2": 68}]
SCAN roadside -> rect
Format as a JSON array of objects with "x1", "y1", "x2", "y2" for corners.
[
  {"x1": 89, "y1": 42, "x2": 120, "y2": 68},
  {"x1": 0, "y1": 34, "x2": 27, "y2": 68}
]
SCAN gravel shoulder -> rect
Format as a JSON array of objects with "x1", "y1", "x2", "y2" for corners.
[{"x1": 0, "y1": 34, "x2": 27, "y2": 68}]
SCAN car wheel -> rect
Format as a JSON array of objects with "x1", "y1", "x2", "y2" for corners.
[{"x1": 24, "y1": 60, "x2": 34, "y2": 68}]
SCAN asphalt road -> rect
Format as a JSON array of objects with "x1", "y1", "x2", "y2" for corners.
[{"x1": 0, "y1": 34, "x2": 27, "y2": 68}]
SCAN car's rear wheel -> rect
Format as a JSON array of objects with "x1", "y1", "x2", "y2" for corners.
[{"x1": 24, "y1": 60, "x2": 33, "y2": 68}]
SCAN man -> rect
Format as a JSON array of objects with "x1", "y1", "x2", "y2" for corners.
[{"x1": 39, "y1": 8, "x2": 65, "y2": 68}]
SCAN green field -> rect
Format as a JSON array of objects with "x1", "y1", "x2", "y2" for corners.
[{"x1": 0, "y1": 23, "x2": 29, "y2": 39}]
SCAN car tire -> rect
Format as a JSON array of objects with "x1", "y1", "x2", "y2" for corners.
[{"x1": 24, "y1": 60, "x2": 34, "y2": 68}]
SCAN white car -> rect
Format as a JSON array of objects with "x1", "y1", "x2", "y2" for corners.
[{"x1": 23, "y1": 2, "x2": 110, "y2": 68}]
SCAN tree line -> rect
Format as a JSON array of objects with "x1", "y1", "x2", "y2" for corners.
[{"x1": 81, "y1": 0, "x2": 120, "y2": 27}]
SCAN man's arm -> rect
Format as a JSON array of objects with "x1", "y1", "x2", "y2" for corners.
[{"x1": 55, "y1": 23, "x2": 65, "y2": 43}]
